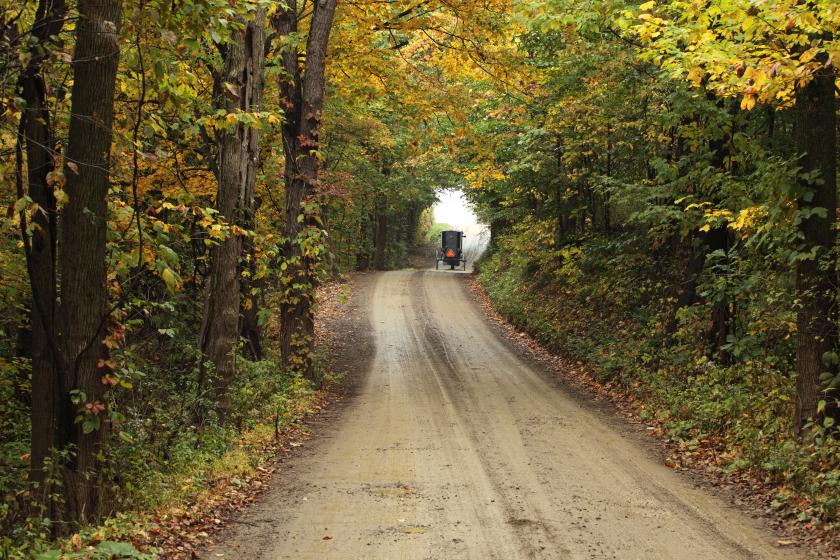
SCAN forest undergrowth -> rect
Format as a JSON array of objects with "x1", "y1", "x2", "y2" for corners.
[{"x1": 1, "y1": 280, "x2": 352, "y2": 559}]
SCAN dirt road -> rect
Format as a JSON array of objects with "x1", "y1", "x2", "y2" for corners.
[{"x1": 203, "y1": 270, "x2": 807, "y2": 560}]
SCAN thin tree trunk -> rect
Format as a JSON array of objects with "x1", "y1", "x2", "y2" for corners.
[
  {"x1": 241, "y1": 213, "x2": 265, "y2": 361},
  {"x1": 240, "y1": 13, "x2": 266, "y2": 362},
  {"x1": 793, "y1": 67, "x2": 837, "y2": 433},
  {"x1": 356, "y1": 212, "x2": 372, "y2": 270},
  {"x1": 374, "y1": 194, "x2": 387, "y2": 270},
  {"x1": 604, "y1": 129, "x2": 611, "y2": 232},
  {"x1": 199, "y1": 11, "x2": 265, "y2": 415},
  {"x1": 552, "y1": 137, "x2": 566, "y2": 246},
  {"x1": 59, "y1": 0, "x2": 122, "y2": 523},
  {"x1": 664, "y1": 237, "x2": 704, "y2": 339},
  {"x1": 406, "y1": 203, "x2": 419, "y2": 246},
  {"x1": 15, "y1": 0, "x2": 66, "y2": 490},
  {"x1": 703, "y1": 98, "x2": 739, "y2": 363}
]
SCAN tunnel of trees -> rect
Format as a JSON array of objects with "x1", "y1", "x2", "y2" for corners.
[{"x1": 0, "y1": 0, "x2": 837, "y2": 555}]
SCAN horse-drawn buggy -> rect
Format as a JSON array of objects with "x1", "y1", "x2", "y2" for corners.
[{"x1": 435, "y1": 230, "x2": 466, "y2": 270}]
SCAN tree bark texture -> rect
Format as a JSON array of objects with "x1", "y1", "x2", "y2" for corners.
[
  {"x1": 275, "y1": 0, "x2": 338, "y2": 379},
  {"x1": 59, "y1": 0, "x2": 122, "y2": 523},
  {"x1": 16, "y1": 0, "x2": 66, "y2": 490},
  {"x1": 793, "y1": 67, "x2": 837, "y2": 433},
  {"x1": 374, "y1": 194, "x2": 387, "y2": 270},
  {"x1": 240, "y1": 14, "x2": 266, "y2": 363},
  {"x1": 198, "y1": 11, "x2": 265, "y2": 416}
]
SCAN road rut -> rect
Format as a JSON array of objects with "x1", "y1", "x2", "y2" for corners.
[{"x1": 202, "y1": 270, "x2": 807, "y2": 560}]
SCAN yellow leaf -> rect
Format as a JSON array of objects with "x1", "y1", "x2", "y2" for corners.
[
  {"x1": 70, "y1": 533, "x2": 83, "y2": 551},
  {"x1": 740, "y1": 94, "x2": 756, "y2": 111},
  {"x1": 161, "y1": 268, "x2": 178, "y2": 294},
  {"x1": 799, "y1": 48, "x2": 817, "y2": 64}
]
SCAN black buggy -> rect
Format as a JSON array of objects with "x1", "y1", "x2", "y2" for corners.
[{"x1": 436, "y1": 230, "x2": 466, "y2": 271}]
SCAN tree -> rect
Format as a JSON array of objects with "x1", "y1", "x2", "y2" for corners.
[
  {"x1": 15, "y1": 0, "x2": 66, "y2": 489},
  {"x1": 274, "y1": 0, "x2": 338, "y2": 379},
  {"x1": 633, "y1": 0, "x2": 839, "y2": 433},
  {"x1": 59, "y1": 0, "x2": 123, "y2": 522},
  {"x1": 793, "y1": 65, "x2": 837, "y2": 431},
  {"x1": 373, "y1": 161, "x2": 390, "y2": 271},
  {"x1": 198, "y1": 9, "x2": 266, "y2": 417}
]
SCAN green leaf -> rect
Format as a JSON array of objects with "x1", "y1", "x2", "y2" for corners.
[
  {"x1": 158, "y1": 245, "x2": 179, "y2": 266},
  {"x1": 81, "y1": 413, "x2": 101, "y2": 434},
  {"x1": 161, "y1": 267, "x2": 178, "y2": 294},
  {"x1": 13, "y1": 195, "x2": 33, "y2": 214},
  {"x1": 96, "y1": 540, "x2": 143, "y2": 556}
]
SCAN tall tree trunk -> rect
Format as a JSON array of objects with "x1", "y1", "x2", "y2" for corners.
[
  {"x1": 59, "y1": 0, "x2": 122, "y2": 523},
  {"x1": 703, "y1": 98, "x2": 739, "y2": 363},
  {"x1": 241, "y1": 213, "x2": 264, "y2": 361},
  {"x1": 407, "y1": 203, "x2": 419, "y2": 245},
  {"x1": 703, "y1": 225, "x2": 732, "y2": 361},
  {"x1": 667, "y1": 98, "x2": 735, "y2": 357},
  {"x1": 199, "y1": 11, "x2": 265, "y2": 416},
  {"x1": 374, "y1": 193, "x2": 387, "y2": 270},
  {"x1": 356, "y1": 212, "x2": 372, "y2": 270},
  {"x1": 275, "y1": 0, "x2": 337, "y2": 379},
  {"x1": 553, "y1": 138, "x2": 566, "y2": 246},
  {"x1": 793, "y1": 67, "x2": 837, "y2": 433},
  {"x1": 488, "y1": 198, "x2": 506, "y2": 251},
  {"x1": 15, "y1": 0, "x2": 66, "y2": 491},
  {"x1": 603, "y1": 129, "x2": 611, "y2": 233},
  {"x1": 240, "y1": 13, "x2": 266, "y2": 362}
]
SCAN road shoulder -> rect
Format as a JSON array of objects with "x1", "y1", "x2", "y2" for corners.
[{"x1": 193, "y1": 273, "x2": 378, "y2": 559}]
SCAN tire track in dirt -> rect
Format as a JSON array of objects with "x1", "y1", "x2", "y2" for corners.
[{"x1": 201, "y1": 270, "x2": 811, "y2": 560}]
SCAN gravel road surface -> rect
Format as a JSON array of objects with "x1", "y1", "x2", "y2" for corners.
[{"x1": 202, "y1": 270, "x2": 807, "y2": 560}]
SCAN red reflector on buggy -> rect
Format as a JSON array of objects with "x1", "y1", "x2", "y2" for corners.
[{"x1": 446, "y1": 249, "x2": 455, "y2": 257}]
